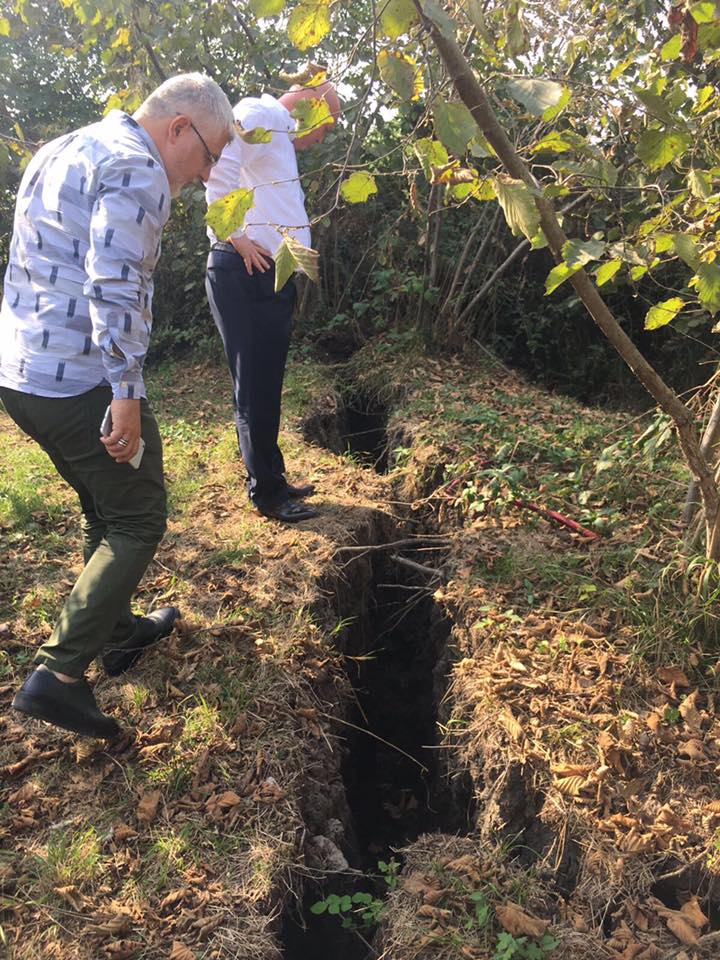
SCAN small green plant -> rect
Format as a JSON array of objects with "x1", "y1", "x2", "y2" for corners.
[
  {"x1": 310, "y1": 890, "x2": 385, "y2": 929},
  {"x1": 494, "y1": 932, "x2": 559, "y2": 960},
  {"x1": 378, "y1": 857, "x2": 400, "y2": 890},
  {"x1": 467, "y1": 890, "x2": 491, "y2": 930}
]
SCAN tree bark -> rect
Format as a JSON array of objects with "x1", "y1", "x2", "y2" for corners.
[{"x1": 416, "y1": 4, "x2": 720, "y2": 556}]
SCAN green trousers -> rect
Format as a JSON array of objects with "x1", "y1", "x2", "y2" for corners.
[{"x1": 0, "y1": 384, "x2": 167, "y2": 678}]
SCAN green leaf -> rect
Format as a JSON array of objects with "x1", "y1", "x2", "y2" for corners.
[
  {"x1": 287, "y1": 0, "x2": 331, "y2": 50},
  {"x1": 543, "y1": 86, "x2": 571, "y2": 121},
  {"x1": 562, "y1": 238, "x2": 605, "y2": 268},
  {"x1": 0, "y1": 16, "x2": 11, "y2": 35},
  {"x1": 340, "y1": 171, "x2": 378, "y2": 203},
  {"x1": 694, "y1": 85, "x2": 715, "y2": 114},
  {"x1": 690, "y1": 1, "x2": 717, "y2": 23},
  {"x1": 433, "y1": 100, "x2": 476, "y2": 157},
  {"x1": 205, "y1": 188, "x2": 255, "y2": 240},
  {"x1": 377, "y1": 48, "x2": 424, "y2": 101},
  {"x1": 505, "y1": 11, "x2": 527, "y2": 55},
  {"x1": 630, "y1": 264, "x2": 648, "y2": 280},
  {"x1": 494, "y1": 175, "x2": 540, "y2": 240},
  {"x1": 661, "y1": 33, "x2": 682, "y2": 60},
  {"x1": 237, "y1": 126, "x2": 273, "y2": 144},
  {"x1": 352, "y1": 892, "x2": 373, "y2": 904},
  {"x1": 506, "y1": 77, "x2": 565, "y2": 117},
  {"x1": 688, "y1": 168, "x2": 713, "y2": 199},
  {"x1": 414, "y1": 137, "x2": 449, "y2": 179},
  {"x1": 310, "y1": 900, "x2": 328, "y2": 914},
  {"x1": 469, "y1": 135, "x2": 495, "y2": 158},
  {"x1": 249, "y1": 0, "x2": 285, "y2": 15},
  {"x1": 379, "y1": 0, "x2": 419, "y2": 40},
  {"x1": 645, "y1": 297, "x2": 686, "y2": 330},
  {"x1": 532, "y1": 132, "x2": 575, "y2": 154},
  {"x1": 673, "y1": 234, "x2": 700, "y2": 270},
  {"x1": 340, "y1": 895, "x2": 353, "y2": 911},
  {"x1": 274, "y1": 235, "x2": 320, "y2": 292},
  {"x1": 595, "y1": 259, "x2": 622, "y2": 286},
  {"x1": 637, "y1": 128, "x2": 690, "y2": 171},
  {"x1": 421, "y1": 0, "x2": 456, "y2": 38},
  {"x1": 290, "y1": 96, "x2": 334, "y2": 139},
  {"x1": 694, "y1": 263, "x2": 720, "y2": 314},
  {"x1": 609, "y1": 55, "x2": 635, "y2": 82},
  {"x1": 545, "y1": 260, "x2": 581, "y2": 295},
  {"x1": 634, "y1": 89, "x2": 678, "y2": 126}
]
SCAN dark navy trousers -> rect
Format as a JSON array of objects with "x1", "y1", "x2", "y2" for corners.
[{"x1": 205, "y1": 243, "x2": 296, "y2": 510}]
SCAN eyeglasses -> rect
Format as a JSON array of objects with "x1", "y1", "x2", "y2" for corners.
[{"x1": 187, "y1": 119, "x2": 220, "y2": 167}]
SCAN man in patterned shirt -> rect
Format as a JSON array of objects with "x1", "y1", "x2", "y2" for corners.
[{"x1": 1, "y1": 73, "x2": 234, "y2": 739}]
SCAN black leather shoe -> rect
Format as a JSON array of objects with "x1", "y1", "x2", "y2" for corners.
[
  {"x1": 258, "y1": 498, "x2": 319, "y2": 523},
  {"x1": 102, "y1": 606, "x2": 181, "y2": 677},
  {"x1": 287, "y1": 481, "x2": 316, "y2": 498},
  {"x1": 12, "y1": 668, "x2": 120, "y2": 739}
]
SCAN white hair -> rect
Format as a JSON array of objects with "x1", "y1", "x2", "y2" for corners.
[{"x1": 136, "y1": 73, "x2": 235, "y2": 139}]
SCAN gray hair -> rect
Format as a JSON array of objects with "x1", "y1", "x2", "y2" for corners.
[{"x1": 136, "y1": 73, "x2": 235, "y2": 139}]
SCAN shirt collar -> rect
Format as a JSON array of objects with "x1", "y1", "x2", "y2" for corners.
[{"x1": 106, "y1": 110, "x2": 164, "y2": 168}]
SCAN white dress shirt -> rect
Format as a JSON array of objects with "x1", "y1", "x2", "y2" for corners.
[{"x1": 205, "y1": 93, "x2": 311, "y2": 255}]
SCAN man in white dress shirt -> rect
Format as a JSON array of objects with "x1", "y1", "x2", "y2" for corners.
[{"x1": 205, "y1": 82, "x2": 340, "y2": 523}]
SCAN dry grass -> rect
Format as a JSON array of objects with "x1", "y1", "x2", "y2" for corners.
[{"x1": 0, "y1": 354, "x2": 390, "y2": 960}]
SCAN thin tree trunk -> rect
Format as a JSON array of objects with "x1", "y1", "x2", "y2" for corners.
[
  {"x1": 684, "y1": 386, "x2": 720, "y2": 527},
  {"x1": 417, "y1": 3, "x2": 720, "y2": 555}
]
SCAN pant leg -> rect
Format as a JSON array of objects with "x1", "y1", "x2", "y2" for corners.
[
  {"x1": 0, "y1": 385, "x2": 166, "y2": 678},
  {"x1": 206, "y1": 248, "x2": 295, "y2": 509}
]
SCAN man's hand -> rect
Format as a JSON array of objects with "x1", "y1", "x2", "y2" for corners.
[
  {"x1": 230, "y1": 234, "x2": 273, "y2": 274},
  {"x1": 101, "y1": 398, "x2": 142, "y2": 463}
]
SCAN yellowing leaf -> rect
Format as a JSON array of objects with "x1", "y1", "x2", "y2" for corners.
[
  {"x1": 545, "y1": 261, "x2": 581, "y2": 295},
  {"x1": 693, "y1": 262, "x2": 720, "y2": 314},
  {"x1": 340, "y1": 171, "x2": 378, "y2": 203},
  {"x1": 249, "y1": 0, "x2": 285, "y2": 16},
  {"x1": 493, "y1": 175, "x2": 540, "y2": 241},
  {"x1": 644, "y1": 297, "x2": 685, "y2": 331},
  {"x1": 237, "y1": 126, "x2": 273, "y2": 144},
  {"x1": 0, "y1": 16, "x2": 11, "y2": 35},
  {"x1": 274, "y1": 235, "x2": 319, "y2": 292},
  {"x1": 414, "y1": 137, "x2": 449, "y2": 180},
  {"x1": 661, "y1": 33, "x2": 682, "y2": 60},
  {"x1": 111, "y1": 26, "x2": 131, "y2": 48},
  {"x1": 290, "y1": 96, "x2": 334, "y2": 139},
  {"x1": 379, "y1": 0, "x2": 420, "y2": 40},
  {"x1": 205, "y1": 188, "x2": 255, "y2": 241},
  {"x1": 377, "y1": 48, "x2": 424, "y2": 101},
  {"x1": 287, "y1": 0, "x2": 331, "y2": 51},
  {"x1": 595, "y1": 259, "x2": 622, "y2": 286},
  {"x1": 688, "y1": 168, "x2": 713, "y2": 199}
]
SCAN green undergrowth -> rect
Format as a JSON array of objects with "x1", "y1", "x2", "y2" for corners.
[{"x1": 345, "y1": 336, "x2": 714, "y2": 661}]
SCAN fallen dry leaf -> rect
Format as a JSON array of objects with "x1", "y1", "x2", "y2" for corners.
[
  {"x1": 666, "y1": 914, "x2": 699, "y2": 945},
  {"x1": 137, "y1": 790, "x2": 162, "y2": 824},
  {"x1": 169, "y1": 942, "x2": 195, "y2": 960},
  {"x1": 658, "y1": 666, "x2": 690, "y2": 687},
  {"x1": 113, "y1": 823, "x2": 139, "y2": 842},
  {"x1": 495, "y1": 902, "x2": 548, "y2": 938}
]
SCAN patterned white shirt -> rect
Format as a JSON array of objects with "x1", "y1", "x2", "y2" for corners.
[
  {"x1": 205, "y1": 94, "x2": 311, "y2": 255},
  {"x1": 0, "y1": 110, "x2": 170, "y2": 400}
]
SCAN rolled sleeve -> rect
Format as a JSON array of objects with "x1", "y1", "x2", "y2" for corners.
[{"x1": 85, "y1": 155, "x2": 170, "y2": 399}]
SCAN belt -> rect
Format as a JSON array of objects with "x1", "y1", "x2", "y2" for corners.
[{"x1": 211, "y1": 241, "x2": 238, "y2": 252}]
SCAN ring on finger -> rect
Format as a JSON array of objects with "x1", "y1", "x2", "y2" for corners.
[{"x1": 118, "y1": 437, "x2": 129, "y2": 447}]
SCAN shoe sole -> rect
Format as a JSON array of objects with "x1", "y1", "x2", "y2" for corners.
[
  {"x1": 12, "y1": 692, "x2": 120, "y2": 739},
  {"x1": 102, "y1": 612, "x2": 180, "y2": 677},
  {"x1": 258, "y1": 509, "x2": 319, "y2": 523}
]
